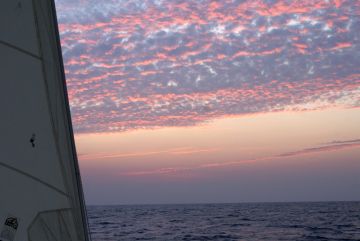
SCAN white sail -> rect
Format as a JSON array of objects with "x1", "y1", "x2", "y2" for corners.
[{"x1": 0, "y1": 0, "x2": 90, "y2": 241}]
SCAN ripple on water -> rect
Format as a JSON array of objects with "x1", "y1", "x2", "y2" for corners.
[{"x1": 87, "y1": 202, "x2": 360, "y2": 241}]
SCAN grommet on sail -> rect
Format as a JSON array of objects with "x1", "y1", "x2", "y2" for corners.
[{"x1": 0, "y1": 1, "x2": 90, "y2": 240}]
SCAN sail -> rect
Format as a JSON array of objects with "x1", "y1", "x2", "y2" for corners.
[{"x1": 0, "y1": 0, "x2": 90, "y2": 241}]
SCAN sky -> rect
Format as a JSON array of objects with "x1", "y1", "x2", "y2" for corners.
[{"x1": 55, "y1": 0, "x2": 360, "y2": 205}]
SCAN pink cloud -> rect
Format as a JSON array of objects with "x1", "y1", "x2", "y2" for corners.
[{"x1": 119, "y1": 138, "x2": 360, "y2": 177}]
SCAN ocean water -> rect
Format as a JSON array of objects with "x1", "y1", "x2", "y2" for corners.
[{"x1": 87, "y1": 202, "x2": 360, "y2": 241}]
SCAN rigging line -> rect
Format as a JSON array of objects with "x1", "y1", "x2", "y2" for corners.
[
  {"x1": 0, "y1": 39, "x2": 42, "y2": 60},
  {"x1": 0, "y1": 161, "x2": 70, "y2": 198}
]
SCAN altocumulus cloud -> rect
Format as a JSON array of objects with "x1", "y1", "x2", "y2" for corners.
[{"x1": 55, "y1": 0, "x2": 360, "y2": 133}]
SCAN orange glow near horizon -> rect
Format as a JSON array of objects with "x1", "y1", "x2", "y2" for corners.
[{"x1": 76, "y1": 108, "x2": 360, "y2": 178}]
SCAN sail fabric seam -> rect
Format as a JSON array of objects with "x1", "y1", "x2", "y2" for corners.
[
  {"x1": 39, "y1": 216, "x2": 60, "y2": 241},
  {"x1": 27, "y1": 208, "x2": 73, "y2": 241},
  {"x1": 0, "y1": 39, "x2": 42, "y2": 60},
  {"x1": 58, "y1": 210, "x2": 73, "y2": 240},
  {"x1": 0, "y1": 161, "x2": 70, "y2": 198}
]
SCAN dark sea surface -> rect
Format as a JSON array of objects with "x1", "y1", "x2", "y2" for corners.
[{"x1": 87, "y1": 202, "x2": 360, "y2": 241}]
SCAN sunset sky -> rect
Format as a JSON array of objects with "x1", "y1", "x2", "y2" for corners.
[{"x1": 55, "y1": 0, "x2": 360, "y2": 205}]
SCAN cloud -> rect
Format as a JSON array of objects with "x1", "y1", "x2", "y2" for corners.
[
  {"x1": 55, "y1": 0, "x2": 360, "y2": 133},
  {"x1": 122, "y1": 167, "x2": 190, "y2": 177},
  {"x1": 325, "y1": 139, "x2": 360, "y2": 145},
  {"x1": 278, "y1": 139, "x2": 360, "y2": 157},
  {"x1": 120, "y1": 138, "x2": 360, "y2": 176},
  {"x1": 79, "y1": 147, "x2": 219, "y2": 161}
]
